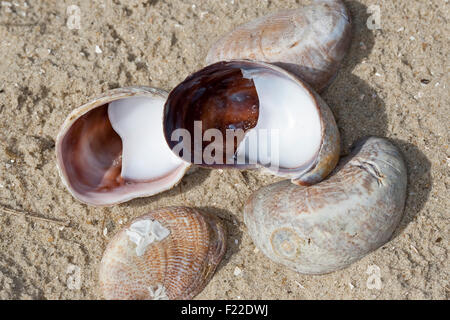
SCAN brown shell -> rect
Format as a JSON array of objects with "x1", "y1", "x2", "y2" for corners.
[
  {"x1": 55, "y1": 87, "x2": 190, "y2": 206},
  {"x1": 244, "y1": 137, "x2": 407, "y2": 274},
  {"x1": 206, "y1": 0, "x2": 352, "y2": 92},
  {"x1": 163, "y1": 60, "x2": 340, "y2": 185},
  {"x1": 99, "y1": 207, "x2": 227, "y2": 300}
]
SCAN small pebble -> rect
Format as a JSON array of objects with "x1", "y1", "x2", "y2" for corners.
[
  {"x1": 95, "y1": 45, "x2": 102, "y2": 54},
  {"x1": 234, "y1": 266, "x2": 242, "y2": 276}
]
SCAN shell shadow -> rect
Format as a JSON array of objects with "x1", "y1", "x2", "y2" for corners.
[
  {"x1": 389, "y1": 139, "x2": 432, "y2": 239},
  {"x1": 122, "y1": 167, "x2": 212, "y2": 208},
  {"x1": 323, "y1": 0, "x2": 387, "y2": 154},
  {"x1": 197, "y1": 206, "x2": 243, "y2": 274}
]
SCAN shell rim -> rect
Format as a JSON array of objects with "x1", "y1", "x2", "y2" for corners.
[{"x1": 55, "y1": 86, "x2": 191, "y2": 207}]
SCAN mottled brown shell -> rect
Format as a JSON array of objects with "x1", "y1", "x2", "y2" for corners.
[
  {"x1": 99, "y1": 207, "x2": 227, "y2": 300},
  {"x1": 206, "y1": 0, "x2": 352, "y2": 92},
  {"x1": 55, "y1": 87, "x2": 190, "y2": 206},
  {"x1": 244, "y1": 137, "x2": 407, "y2": 274}
]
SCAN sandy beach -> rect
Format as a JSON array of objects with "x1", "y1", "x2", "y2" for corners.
[{"x1": 0, "y1": 0, "x2": 448, "y2": 299}]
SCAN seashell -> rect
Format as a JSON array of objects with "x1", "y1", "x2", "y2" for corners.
[
  {"x1": 56, "y1": 87, "x2": 190, "y2": 206},
  {"x1": 206, "y1": 0, "x2": 352, "y2": 93},
  {"x1": 163, "y1": 60, "x2": 340, "y2": 185},
  {"x1": 99, "y1": 206, "x2": 227, "y2": 300},
  {"x1": 244, "y1": 137, "x2": 407, "y2": 274}
]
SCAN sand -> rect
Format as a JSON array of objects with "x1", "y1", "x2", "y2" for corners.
[{"x1": 0, "y1": 0, "x2": 448, "y2": 299}]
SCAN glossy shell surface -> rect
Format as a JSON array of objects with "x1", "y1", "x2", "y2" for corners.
[
  {"x1": 163, "y1": 60, "x2": 340, "y2": 185},
  {"x1": 56, "y1": 87, "x2": 190, "y2": 206},
  {"x1": 206, "y1": 0, "x2": 352, "y2": 92},
  {"x1": 99, "y1": 207, "x2": 227, "y2": 300}
]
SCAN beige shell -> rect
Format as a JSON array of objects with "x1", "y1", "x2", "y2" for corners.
[
  {"x1": 55, "y1": 87, "x2": 190, "y2": 206},
  {"x1": 206, "y1": 0, "x2": 352, "y2": 93},
  {"x1": 244, "y1": 137, "x2": 407, "y2": 274},
  {"x1": 163, "y1": 60, "x2": 340, "y2": 186},
  {"x1": 99, "y1": 207, "x2": 227, "y2": 300}
]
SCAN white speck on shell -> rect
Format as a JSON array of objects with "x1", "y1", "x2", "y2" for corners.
[
  {"x1": 148, "y1": 283, "x2": 169, "y2": 300},
  {"x1": 126, "y1": 219, "x2": 170, "y2": 256}
]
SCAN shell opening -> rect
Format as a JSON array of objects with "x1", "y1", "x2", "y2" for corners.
[
  {"x1": 108, "y1": 97, "x2": 184, "y2": 181},
  {"x1": 163, "y1": 61, "x2": 322, "y2": 173}
]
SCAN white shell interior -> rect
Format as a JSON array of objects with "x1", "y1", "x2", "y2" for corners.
[
  {"x1": 108, "y1": 96, "x2": 185, "y2": 181},
  {"x1": 236, "y1": 68, "x2": 322, "y2": 170}
]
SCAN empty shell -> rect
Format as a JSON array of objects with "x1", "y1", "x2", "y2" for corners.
[
  {"x1": 244, "y1": 137, "x2": 407, "y2": 274},
  {"x1": 206, "y1": 0, "x2": 352, "y2": 92},
  {"x1": 163, "y1": 60, "x2": 340, "y2": 185}
]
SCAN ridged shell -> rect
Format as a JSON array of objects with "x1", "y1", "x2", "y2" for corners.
[
  {"x1": 244, "y1": 137, "x2": 407, "y2": 274},
  {"x1": 99, "y1": 207, "x2": 227, "y2": 300},
  {"x1": 206, "y1": 0, "x2": 352, "y2": 93},
  {"x1": 163, "y1": 60, "x2": 340, "y2": 185},
  {"x1": 55, "y1": 86, "x2": 190, "y2": 206}
]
